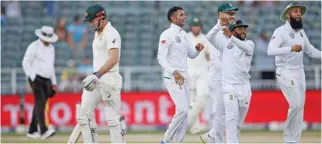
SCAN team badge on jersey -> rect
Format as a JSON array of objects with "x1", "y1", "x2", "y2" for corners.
[
  {"x1": 289, "y1": 32, "x2": 295, "y2": 39},
  {"x1": 227, "y1": 42, "x2": 234, "y2": 49},
  {"x1": 112, "y1": 38, "x2": 116, "y2": 43},
  {"x1": 175, "y1": 36, "x2": 181, "y2": 43}
]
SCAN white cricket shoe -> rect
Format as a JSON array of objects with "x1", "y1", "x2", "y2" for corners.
[
  {"x1": 26, "y1": 132, "x2": 41, "y2": 139},
  {"x1": 41, "y1": 129, "x2": 56, "y2": 140},
  {"x1": 200, "y1": 133, "x2": 215, "y2": 143}
]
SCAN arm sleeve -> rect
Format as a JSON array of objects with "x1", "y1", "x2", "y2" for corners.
[
  {"x1": 206, "y1": 21, "x2": 223, "y2": 51},
  {"x1": 105, "y1": 30, "x2": 121, "y2": 50},
  {"x1": 302, "y1": 31, "x2": 322, "y2": 59},
  {"x1": 267, "y1": 29, "x2": 292, "y2": 56},
  {"x1": 230, "y1": 36, "x2": 254, "y2": 55},
  {"x1": 22, "y1": 43, "x2": 37, "y2": 80},
  {"x1": 157, "y1": 32, "x2": 176, "y2": 74}
]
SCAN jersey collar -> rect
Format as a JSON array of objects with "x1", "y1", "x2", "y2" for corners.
[{"x1": 170, "y1": 23, "x2": 183, "y2": 32}]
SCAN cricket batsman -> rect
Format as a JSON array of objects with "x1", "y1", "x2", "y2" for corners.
[
  {"x1": 267, "y1": 3, "x2": 321, "y2": 143},
  {"x1": 186, "y1": 16, "x2": 215, "y2": 134},
  {"x1": 71, "y1": 4, "x2": 124, "y2": 143},
  {"x1": 158, "y1": 6, "x2": 204, "y2": 143},
  {"x1": 201, "y1": 3, "x2": 238, "y2": 143}
]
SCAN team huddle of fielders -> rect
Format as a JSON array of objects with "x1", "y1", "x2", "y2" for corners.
[{"x1": 22, "y1": 2, "x2": 321, "y2": 144}]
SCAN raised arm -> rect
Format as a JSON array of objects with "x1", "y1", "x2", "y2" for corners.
[
  {"x1": 207, "y1": 20, "x2": 223, "y2": 51},
  {"x1": 157, "y1": 32, "x2": 175, "y2": 74}
]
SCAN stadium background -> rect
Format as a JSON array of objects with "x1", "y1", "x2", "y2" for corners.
[{"x1": 1, "y1": 1, "x2": 321, "y2": 143}]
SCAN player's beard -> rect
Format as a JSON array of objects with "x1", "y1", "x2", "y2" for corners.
[
  {"x1": 233, "y1": 32, "x2": 246, "y2": 41},
  {"x1": 289, "y1": 16, "x2": 303, "y2": 30}
]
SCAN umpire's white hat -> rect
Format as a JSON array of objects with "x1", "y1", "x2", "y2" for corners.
[{"x1": 35, "y1": 26, "x2": 58, "y2": 43}]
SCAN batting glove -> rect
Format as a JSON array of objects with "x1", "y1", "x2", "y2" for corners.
[
  {"x1": 120, "y1": 116, "x2": 127, "y2": 136},
  {"x1": 82, "y1": 74, "x2": 100, "y2": 92}
]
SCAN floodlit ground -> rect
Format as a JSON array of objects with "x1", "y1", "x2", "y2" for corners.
[{"x1": 1, "y1": 130, "x2": 321, "y2": 143}]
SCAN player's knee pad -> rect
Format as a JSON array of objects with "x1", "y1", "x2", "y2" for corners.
[
  {"x1": 77, "y1": 107, "x2": 93, "y2": 127},
  {"x1": 106, "y1": 116, "x2": 120, "y2": 127},
  {"x1": 103, "y1": 106, "x2": 120, "y2": 127},
  {"x1": 77, "y1": 110, "x2": 88, "y2": 126}
]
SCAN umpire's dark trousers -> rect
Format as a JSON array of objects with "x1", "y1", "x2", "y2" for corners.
[{"x1": 28, "y1": 75, "x2": 53, "y2": 134}]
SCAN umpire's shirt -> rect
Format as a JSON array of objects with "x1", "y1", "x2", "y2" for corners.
[{"x1": 22, "y1": 39, "x2": 56, "y2": 85}]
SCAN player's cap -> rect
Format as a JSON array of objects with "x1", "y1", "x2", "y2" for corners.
[
  {"x1": 229, "y1": 20, "x2": 248, "y2": 31},
  {"x1": 280, "y1": 3, "x2": 307, "y2": 22},
  {"x1": 217, "y1": 3, "x2": 239, "y2": 13},
  {"x1": 189, "y1": 16, "x2": 202, "y2": 26},
  {"x1": 84, "y1": 4, "x2": 106, "y2": 23}
]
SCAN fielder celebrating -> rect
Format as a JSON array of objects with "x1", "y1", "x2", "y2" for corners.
[
  {"x1": 158, "y1": 6, "x2": 204, "y2": 143},
  {"x1": 202, "y1": 20, "x2": 254, "y2": 143},
  {"x1": 73, "y1": 4, "x2": 124, "y2": 143},
  {"x1": 201, "y1": 3, "x2": 238, "y2": 143},
  {"x1": 267, "y1": 3, "x2": 321, "y2": 143},
  {"x1": 186, "y1": 16, "x2": 214, "y2": 134}
]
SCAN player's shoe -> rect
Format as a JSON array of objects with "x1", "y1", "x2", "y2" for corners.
[
  {"x1": 160, "y1": 140, "x2": 165, "y2": 144},
  {"x1": 26, "y1": 132, "x2": 41, "y2": 139},
  {"x1": 41, "y1": 129, "x2": 56, "y2": 140},
  {"x1": 200, "y1": 133, "x2": 215, "y2": 143}
]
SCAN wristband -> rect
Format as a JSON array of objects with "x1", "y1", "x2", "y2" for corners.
[{"x1": 93, "y1": 72, "x2": 101, "y2": 78}]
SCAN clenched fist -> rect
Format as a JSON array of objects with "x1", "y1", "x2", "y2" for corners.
[
  {"x1": 291, "y1": 45, "x2": 302, "y2": 52},
  {"x1": 222, "y1": 28, "x2": 233, "y2": 38},
  {"x1": 195, "y1": 43, "x2": 204, "y2": 51}
]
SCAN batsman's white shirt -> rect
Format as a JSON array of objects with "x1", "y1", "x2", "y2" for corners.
[{"x1": 93, "y1": 22, "x2": 121, "y2": 73}]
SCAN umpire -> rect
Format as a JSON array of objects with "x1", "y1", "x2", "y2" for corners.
[{"x1": 22, "y1": 26, "x2": 57, "y2": 139}]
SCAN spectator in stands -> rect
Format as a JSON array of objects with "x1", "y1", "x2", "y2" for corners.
[
  {"x1": 67, "y1": 14, "x2": 88, "y2": 60},
  {"x1": 59, "y1": 60, "x2": 82, "y2": 92},
  {"x1": 253, "y1": 30, "x2": 275, "y2": 79},
  {"x1": 55, "y1": 17, "x2": 68, "y2": 42},
  {"x1": 0, "y1": 10, "x2": 6, "y2": 25},
  {"x1": 77, "y1": 57, "x2": 93, "y2": 80},
  {"x1": 4, "y1": 1, "x2": 21, "y2": 18}
]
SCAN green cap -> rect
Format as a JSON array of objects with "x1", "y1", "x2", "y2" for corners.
[
  {"x1": 280, "y1": 3, "x2": 307, "y2": 22},
  {"x1": 217, "y1": 3, "x2": 239, "y2": 13},
  {"x1": 229, "y1": 20, "x2": 248, "y2": 31},
  {"x1": 189, "y1": 16, "x2": 202, "y2": 26},
  {"x1": 84, "y1": 4, "x2": 106, "y2": 23}
]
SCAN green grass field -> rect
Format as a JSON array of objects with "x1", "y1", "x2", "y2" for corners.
[{"x1": 1, "y1": 130, "x2": 321, "y2": 143}]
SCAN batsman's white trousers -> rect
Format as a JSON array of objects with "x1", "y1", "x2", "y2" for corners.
[
  {"x1": 207, "y1": 80, "x2": 225, "y2": 143},
  {"x1": 187, "y1": 69, "x2": 209, "y2": 130},
  {"x1": 276, "y1": 67, "x2": 306, "y2": 143},
  {"x1": 78, "y1": 72, "x2": 123, "y2": 143},
  {"x1": 223, "y1": 81, "x2": 251, "y2": 143},
  {"x1": 162, "y1": 71, "x2": 190, "y2": 143}
]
